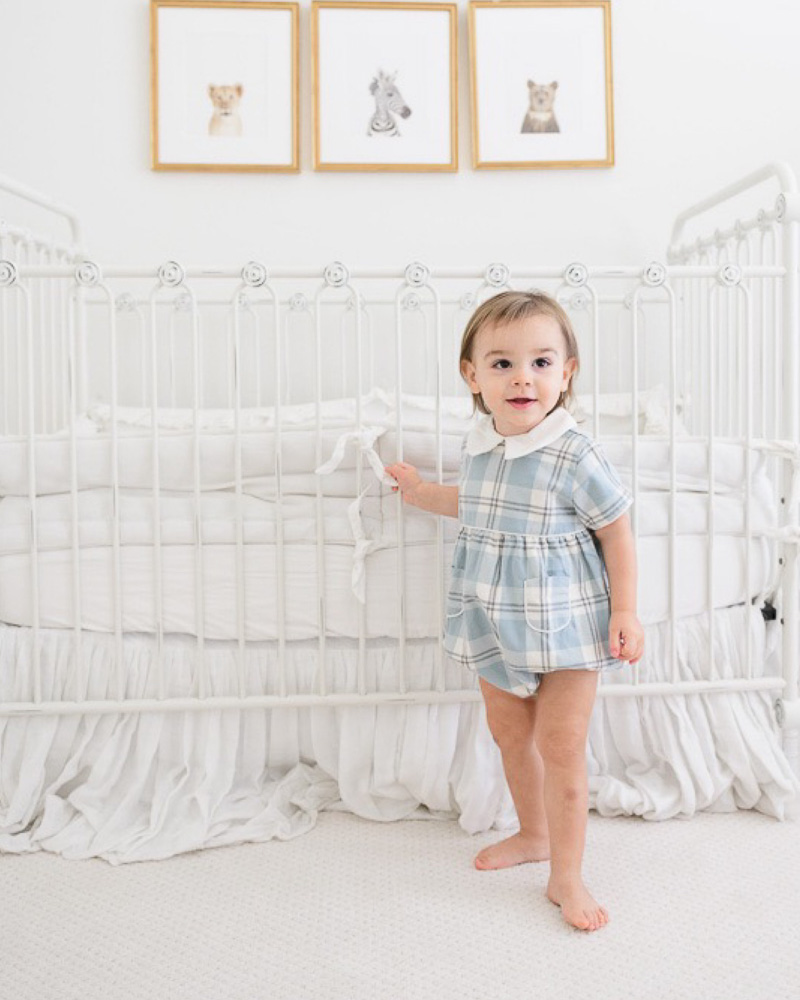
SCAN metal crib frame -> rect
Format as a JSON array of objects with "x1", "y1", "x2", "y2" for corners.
[{"x1": 0, "y1": 164, "x2": 797, "y2": 766}]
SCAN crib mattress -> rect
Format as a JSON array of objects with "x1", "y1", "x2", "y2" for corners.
[{"x1": 0, "y1": 530, "x2": 773, "y2": 638}]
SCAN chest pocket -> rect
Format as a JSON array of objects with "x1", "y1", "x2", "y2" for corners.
[{"x1": 524, "y1": 570, "x2": 572, "y2": 633}]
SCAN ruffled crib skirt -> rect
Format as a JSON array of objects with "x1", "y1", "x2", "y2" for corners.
[{"x1": 0, "y1": 607, "x2": 797, "y2": 863}]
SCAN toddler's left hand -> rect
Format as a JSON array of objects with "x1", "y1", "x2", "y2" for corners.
[{"x1": 609, "y1": 611, "x2": 644, "y2": 664}]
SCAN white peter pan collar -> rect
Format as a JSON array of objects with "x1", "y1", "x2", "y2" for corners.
[{"x1": 465, "y1": 407, "x2": 577, "y2": 459}]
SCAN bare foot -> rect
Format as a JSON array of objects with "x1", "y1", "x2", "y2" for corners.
[
  {"x1": 546, "y1": 877, "x2": 610, "y2": 932},
  {"x1": 474, "y1": 831, "x2": 550, "y2": 870}
]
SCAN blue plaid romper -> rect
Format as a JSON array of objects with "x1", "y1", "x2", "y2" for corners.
[{"x1": 443, "y1": 407, "x2": 633, "y2": 697}]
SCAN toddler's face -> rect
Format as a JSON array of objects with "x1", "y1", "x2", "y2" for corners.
[{"x1": 461, "y1": 315, "x2": 576, "y2": 437}]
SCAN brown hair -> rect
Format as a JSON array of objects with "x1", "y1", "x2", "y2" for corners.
[{"x1": 459, "y1": 290, "x2": 580, "y2": 416}]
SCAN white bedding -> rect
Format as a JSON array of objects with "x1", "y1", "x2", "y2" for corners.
[
  {"x1": 0, "y1": 391, "x2": 778, "y2": 637},
  {"x1": 0, "y1": 384, "x2": 765, "y2": 497},
  {"x1": 0, "y1": 429, "x2": 773, "y2": 497},
  {"x1": 0, "y1": 485, "x2": 775, "y2": 551},
  {"x1": 0, "y1": 534, "x2": 774, "y2": 637}
]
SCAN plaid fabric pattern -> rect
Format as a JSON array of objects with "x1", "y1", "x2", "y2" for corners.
[{"x1": 444, "y1": 426, "x2": 633, "y2": 693}]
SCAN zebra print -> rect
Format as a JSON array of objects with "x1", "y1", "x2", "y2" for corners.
[{"x1": 367, "y1": 69, "x2": 411, "y2": 138}]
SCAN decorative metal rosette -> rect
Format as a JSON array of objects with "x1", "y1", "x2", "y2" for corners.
[
  {"x1": 459, "y1": 292, "x2": 476, "y2": 311},
  {"x1": 757, "y1": 208, "x2": 769, "y2": 228},
  {"x1": 158, "y1": 261, "x2": 185, "y2": 287},
  {"x1": 717, "y1": 264, "x2": 742, "y2": 287},
  {"x1": 642, "y1": 261, "x2": 666, "y2": 287},
  {"x1": 776, "y1": 194, "x2": 787, "y2": 222},
  {"x1": 115, "y1": 292, "x2": 137, "y2": 313},
  {"x1": 323, "y1": 262, "x2": 349, "y2": 287},
  {"x1": 289, "y1": 292, "x2": 309, "y2": 312},
  {"x1": 242, "y1": 261, "x2": 268, "y2": 287},
  {"x1": 0, "y1": 260, "x2": 18, "y2": 286},
  {"x1": 404, "y1": 262, "x2": 430, "y2": 287},
  {"x1": 568, "y1": 290, "x2": 590, "y2": 311},
  {"x1": 75, "y1": 261, "x2": 101, "y2": 287},
  {"x1": 402, "y1": 292, "x2": 421, "y2": 311},
  {"x1": 173, "y1": 292, "x2": 193, "y2": 312},
  {"x1": 563, "y1": 262, "x2": 588, "y2": 287},
  {"x1": 485, "y1": 263, "x2": 510, "y2": 288}
]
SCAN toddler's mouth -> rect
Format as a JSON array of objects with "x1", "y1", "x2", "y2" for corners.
[{"x1": 508, "y1": 397, "x2": 536, "y2": 408}]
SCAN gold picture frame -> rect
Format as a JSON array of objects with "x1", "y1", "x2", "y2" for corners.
[
  {"x1": 469, "y1": 0, "x2": 614, "y2": 169},
  {"x1": 311, "y1": 1, "x2": 458, "y2": 172},
  {"x1": 151, "y1": 0, "x2": 300, "y2": 172}
]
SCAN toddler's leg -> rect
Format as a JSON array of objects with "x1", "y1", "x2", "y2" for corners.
[
  {"x1": 475, "y1": 677, "x2": 550, "y2": 870},
  {"x1": 534, "y1": 669, "x2": 609, "y2": 932}
]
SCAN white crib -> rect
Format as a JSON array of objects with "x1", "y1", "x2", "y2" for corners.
[{"x1": 0, "y1": 164, "x2": 798, "y2": 862}]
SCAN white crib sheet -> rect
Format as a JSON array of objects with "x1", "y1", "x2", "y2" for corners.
[{"x1": 0, "y1": 530, "x2": 773, "y2": 638}]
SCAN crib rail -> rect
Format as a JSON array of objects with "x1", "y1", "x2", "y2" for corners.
[
  {"x1": 0, "y1": 172, "x2": 84, "y2": 254},
  {"x1": 0, "y1": 168, "x2": 798, "y2": 764}
]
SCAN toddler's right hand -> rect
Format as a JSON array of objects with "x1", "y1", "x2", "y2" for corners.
[{"x1": 384, "y1": 462, "x2": 426, "y2": 507}]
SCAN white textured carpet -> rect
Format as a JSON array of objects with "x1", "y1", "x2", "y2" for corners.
[{"x1": 3, "y1": 809, "x2": 800, "y2": 1000}]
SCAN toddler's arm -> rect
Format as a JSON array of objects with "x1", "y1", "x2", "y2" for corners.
[
  {"x1": 384, "y1": 462, "x2": 459, "y2": 518},
  {"x1": 594, "y1": 512, "x2": 644, "y2": 664}
]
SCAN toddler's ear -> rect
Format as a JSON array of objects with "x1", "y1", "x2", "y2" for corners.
[{"x1": 461, "y1": 357, "x2": 478, "y2": 392}]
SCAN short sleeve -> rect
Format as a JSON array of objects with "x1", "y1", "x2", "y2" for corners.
[{"x1": 572, "y1": 443, "x2": 633, "y2": 531}]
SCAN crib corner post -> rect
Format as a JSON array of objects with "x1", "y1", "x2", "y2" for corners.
[{"x1": 777, "y1": 185, "x2": 800, "y2": 748}]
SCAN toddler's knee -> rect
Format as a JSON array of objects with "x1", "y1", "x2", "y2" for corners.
[
  {"x1": 534, "y1": 728, "x2": 586, "y2": 766},
  {"x1": 486, "y1": 714, "x2": 535, "y2": 754}
]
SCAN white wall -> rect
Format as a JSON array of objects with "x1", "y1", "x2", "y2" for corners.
[{"x1": 1, "y1": 0, "x2": 799, "y2": 267}]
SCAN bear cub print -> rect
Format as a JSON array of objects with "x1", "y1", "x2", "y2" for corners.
[{"x1": 521, "y1": 80, "x2": 559, "y2": 133}]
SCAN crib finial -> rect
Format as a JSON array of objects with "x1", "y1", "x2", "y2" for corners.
[
  {"x1": 242, "y1": 261, "x2": 268, "y2": 287},
  {"x1": 642, "y1": 262, "x2": 666, "y2": 287},
  {"x1": 75, "y1": 262, "x2": 101, "y2": 287},
  {"x1": 484, "y1": 263, "x2": 510, "y2": 288},
  {"x1": 157, "y1": 261, "x2": 185, "y2": 287},
  {"x1": 404, "y1": 262, "x2": 430, "y2": 287},
  {"x1": 0, "y1": 260, "x2": 18, "y2": 286},
  {"x1": 324, "y1": 262, "x2": 349, "y2": 287},
  {"x1": 563, "y1": 262, "x2": 588, "y2": 287},
  {"x1": 717, "y1": 264, "x2": 742, "y2": 287}
]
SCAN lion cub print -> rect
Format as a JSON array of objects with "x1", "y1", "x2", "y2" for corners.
[
  {"x1": 521, "y1": 80, "x2": 559, "y2": 133},
  {"x1": 208, "y1": 84, "x2": 244, "y2": 137}
]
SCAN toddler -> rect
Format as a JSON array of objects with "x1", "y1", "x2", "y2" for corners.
[{"x1": 385, "y1": 290, "x2": 644, "y2": 933}]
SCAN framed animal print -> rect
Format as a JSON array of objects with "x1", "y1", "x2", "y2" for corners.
[
  {"x1": 468, "y1": 0, "x2": 614, "y2": 169},
  {"x1": 150, "y1": 0, "x2": 299, "y2": 172},
  {"x1": 311, "y1": 1, "x2": 458, "y2": 172}
]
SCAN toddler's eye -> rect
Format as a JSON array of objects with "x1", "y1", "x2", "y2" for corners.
[
  {"x1": 492, "y1": 359, "x2": 511, "y2": 369},
  {"x1": 534, "y1": 358, "x2": 551, "y2": 368}
]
